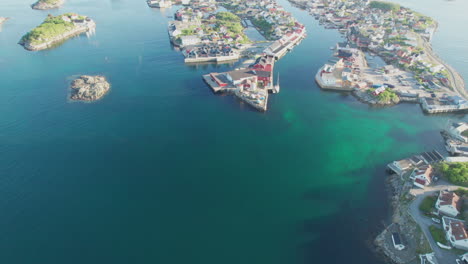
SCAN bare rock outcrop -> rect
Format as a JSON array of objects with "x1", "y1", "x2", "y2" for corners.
[{"x1": 70, "y1": 75, "x2": 110, "y2": 101}]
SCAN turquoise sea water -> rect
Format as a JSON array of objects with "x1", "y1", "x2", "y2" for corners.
[{"x1": 0, "y1": 0, "x2": 466, "y2": 263}]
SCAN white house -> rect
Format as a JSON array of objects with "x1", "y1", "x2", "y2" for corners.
[
  {"x1": 442, "y1": 217, "x2": 468, "y2": 250},
  {"x1": 446, "y1": 121, "x2": 468, "y2": 143},
  {"x1": 392, "y1": 232, "x2": 405, "y2": 250},
  {"x1": 436, "y1": 191, "x2": 462, "y2": 217},
  {"x1": 180, "y1": 35, "x2": 201, "y2": 46},
  {"x1": 410, "y1": 165, "x2": 432, "y2": 189}
]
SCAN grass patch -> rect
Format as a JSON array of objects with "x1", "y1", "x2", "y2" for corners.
[
  {"x1": 21, "y1": 14, "x2": 82, "y2": 45},
  {"x1": 429, "y1": 225, "x2": 447, "y2": 244},
  {"x1": 419, "y1": 196, "x2": 437, "y2": 215},
  {"x1": 369, "y1": 1, "x2": 400, "y2": 12}
]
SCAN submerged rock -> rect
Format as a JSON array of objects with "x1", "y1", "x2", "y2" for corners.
[
  {"x1": 70, "y1": 75, "x2": 110, "y2": 101},
  {"x1": 31, "y1": 0, "x2": 64, "y2": 10}
]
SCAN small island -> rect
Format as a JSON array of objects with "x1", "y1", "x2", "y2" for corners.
[
  {"x1": 70, "y1": 75, "x2": 110, "y2": 101},
  {"x1": 31, "y1": 0, "x2": 64, "y2": 10},
  {"x1": 19, "y1": 13, "x2": 95, "y2": 51}
]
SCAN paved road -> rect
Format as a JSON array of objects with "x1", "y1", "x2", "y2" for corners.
[
  {"x1": 421, "y1": 39, "x2": 468, "y2": 100},
  {"x1": 408, "y1": 183, "x2": 462, "y2": 264}
]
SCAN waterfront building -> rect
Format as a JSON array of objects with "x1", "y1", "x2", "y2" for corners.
[
  {"x1": 436, "y1": 191, "x2": 462, "y2": 217},
  {"x1": 446, "y1": 121, "x2": 468, "y2": 143},
  {"x1": 410, "y1": 165, "x2": 432, "y2": 189}
]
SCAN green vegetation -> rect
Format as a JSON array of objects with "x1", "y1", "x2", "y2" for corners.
[
  {"x1": 419, "y1": 196, "x2": 437, "y2": 215},
  {"x1": 438, "y1": 162, "x2": 468, "y2": 187},
  {"x1": 429, "y1": 225, "x2": 447, "y2": 244},
  {"x1": 34, "y1": 0, "x2": 61, "y2": 5},
  {"x1": 216, "y1": 12, "x2": 240, "y2": 23},
  {"x1": 369, "y1": 1, "x2": 400, "y2": 12},
  {"x1": 21, "y1": 14, "x2": 82, "y2": 45},
  {"x1": 251, "y1": 17, "x2": 273, "y2": 38},
  {"x1": 376, "y1": 89, "x2": 399, "y2": 103},
  {"x1": 462, "y1": 130, "x2": 468, "y2": 138},
  {"x1": 214, "y1": 12, "x2": 249, "y2": 43},
  {"x1": 384, "y1": 36, "x2": 409, "y2": 46}
]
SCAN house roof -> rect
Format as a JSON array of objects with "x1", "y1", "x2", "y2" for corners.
[
  {"x1": 439, "y1": 191, "x2": 462, "y2": 211},
  {"x1": 227, "y1": 69, "x2": 257, "y2": 81},
  {"x1": 415, "y1": 178, "x2": 426, "y2": 186},
  {"x1": 450, "y1": 221, "x2": 468, "y2": 241}
]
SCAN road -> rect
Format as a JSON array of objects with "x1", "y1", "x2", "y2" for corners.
[
  {"x1": 421, "y1": 39, "x2": 468, "y2": 100},
  {"x1": 408, "y1": 182, "x2": 462, "y2": 264}
]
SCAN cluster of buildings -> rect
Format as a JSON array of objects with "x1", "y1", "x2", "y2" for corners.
[
  {"x1": 316, "y1": 42, "x2": 363, "y2": 90},
  {"x1": 388, "y1": 150, "x2": 443, "y2": 189},
  {"x1": 200, "y1": 0, "x2": 305, "y2": 111},
  {"x1": 306, "y1": 0, "x2": 468, "y2": 112},
  {"x1": 263, "y1": 21, "x2": 306, "y2": 59},
  {"x1": 227, "y1": 0, "x2": 303, "y2": 40},
  {"x1": 61, "y1": 14, "x2": 94, "y2": 27},
  {"x1": 203, "y1": 54, "x2": 276, "y2": 111},
  {"x1": 166, "y1": 5, "x2": 250, "y2": 63}
]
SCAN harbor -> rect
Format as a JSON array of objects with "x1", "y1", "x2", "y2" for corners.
[{"x1": 193, "y1": 0, "x2": 306, "y2": 111}]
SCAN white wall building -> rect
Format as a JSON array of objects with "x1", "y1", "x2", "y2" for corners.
[
  {"x1": 442, "y1": 217, "x2": 468, "y2": 250},
  {"x1": 446, "y1": 121, "x2": 468, "y2": 143},
  {"x1": 180, "y1": 35, "x2": 201, "y2": 46},
  {"x1": 436, "y1": 191, "x2": 462, "y2": 217}
]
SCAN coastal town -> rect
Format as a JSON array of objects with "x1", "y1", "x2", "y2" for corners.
[
  {"x1": 150, "y1": 0, "x2": 306, "y2": 111},
  {"x1": 290, "y1": 0, "x2": 468, "y2": 114}
]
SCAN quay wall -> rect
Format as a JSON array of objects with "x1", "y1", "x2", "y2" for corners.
[
  {"x1": 185, "y1": 54, "x2": 239, "y2": 63},
  {"x1": 315, "y1": 67, "x2": 353, "y2": 91}
]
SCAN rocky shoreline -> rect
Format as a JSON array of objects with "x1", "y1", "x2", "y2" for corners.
[
  {"x1": 352, "y1": 90, "x2": 400, "y2": 106},
  {"x1": 31, "y1": 0, "x2": 64, "y2": 10},
  {"x1": 374, "y1": 172, "x2": 432, "y2": 264},
  {"x1": 70, "y1": 75, "x2": 110, "y2": 101},
  {"x1": 19, "y1": 20, "x2": 95, "y2": 51}
]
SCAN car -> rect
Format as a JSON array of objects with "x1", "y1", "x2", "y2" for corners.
[
  {"x1": 432, "y1": 218, "x2": 441, "y2": 224},
  {"x1": 433, "y1": 176, "x2": 439, "y2": 182},
  {"x1": 384, "y1": 83, "x2": 395, "y2": 88}
]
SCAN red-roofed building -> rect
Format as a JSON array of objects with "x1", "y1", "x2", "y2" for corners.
[
  {"x1": 411, "y1": 165, "x2": 432, "y2": 189},
  {"x1": 443, "y1": 217, "x2": 468, "y2": 250},
  {"x1": 436, "y1": 191, "x2": 462, "y2": 217}
]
